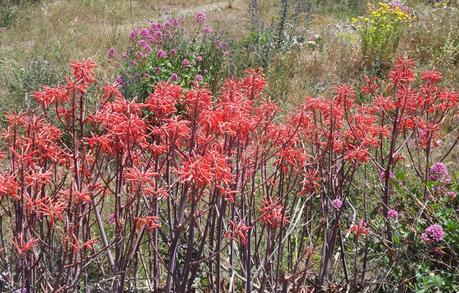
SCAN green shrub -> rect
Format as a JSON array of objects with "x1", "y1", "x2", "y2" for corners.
[
  {"x1": 353, "y1": 1, "x2": 415, "y2": 73},
  {"x1": 0, "y1": 58, "x2": 63, "y2": 112},
  {"x1": 116, "y1": 15, "x2": 228, "y2": 100},
  {"x1": 0, "y1": 5, "x2": 17, "y2": 27}
]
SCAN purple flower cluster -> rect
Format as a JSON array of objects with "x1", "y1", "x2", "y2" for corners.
[
  {"x1": 195, "y1": 74, "x2": 204, "y2": 82},
  {"x1": 157, "y1": 49, "x2": 167, "y2": 59},
  {"x1": 389, "y1": 0, "x2": 411, "y2": 13},
  {"x1": 196, "y1": 11, "x2": 206, "y2": 23},
  {"x1": 108, "y1": 47, "x2": 116, "y2": 59},
  {"x1": 332, "y1": 199, "x2": 343, "y2": 209},
  {"x1": 387, "y1": 209, "x2": 398, "y2": 219},
  {"x1": 137, "y1": 40, "x2": 152, "y2": 56},
  {"x1": 182, "y1": 58, "x2": 191, "y2": 67},
  {"x1": 421, "y1": 224, "x2": 444, "y2": 244},
  {"x1": 428, "y1": 162, "x2": 451, "y2": 184},
  {"x1": 379, "y1": 170, "x2": 395, "y2": 181},
  {"x1": 129, "y1": 18, "x2": 181, "y2": 47},
  {"x1": 170, "y1": 73, "x2": 179, "y2": 82}
]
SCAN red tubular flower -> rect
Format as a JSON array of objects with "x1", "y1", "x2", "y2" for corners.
[
  {"x1": 24, "y1": 170, "x2": 53, "y2": 187},
  {"x1": 81, "y1": 239, "x2": 99, "y2": 250},
  {"x1": 334, "y1": 84, "x2": 355, "y2": 108},
  {"x1": 184, "y1": 85, "x2": 212, "y2": 118},
  {"x1": 259, "y1": 199, "x2": 290, "y2": 229},
  {"x1": 349, "y1": 219, "x2": 369, "y2": 239},
  {"x1": 88, "y1": 135, "x2": 114, "y2": 154},
  {"x1": 362, "y1": 75, "x2": 379, "y2": 95},
  {"x1": 274, "y1": 147, "x2": 306, "y2": 173},
  {"x1": 299, "y1": 169, "x2": 321, "y2": 196},
  {"x1": 70, "y1": 59, "x2": 97, "y2": 84},
  {"x1": 13, "y1": 234, "x2": 38, "y2": 257},
  {"x1": 135, "y1": 216, "x2": 161, "y2": 231},
  {"x1": 0, "y1": 174, "x2": 20, "y2": 200},
  {"x1": 388, "y1": 57, "x2": 415, "y2": 87},
  {"x1": 242, "y1": 68, "x2": 266, "y2": 100},
  {"x1": 176, "y1": 155, "x2": 212, "y2": 188},
  {"x1": 155, "y1": 116, "x2": 191, "y2": 147},
  {"x1": 124, "y1": 166, "x2": 158, "y2": 186},
  {"x1": 145, "y1": 82, "x2": 181, "y2": 118},
  {"x1": 34, "y1": 86, "x2": 67, "y2": 108},
  {"x1": 60, "y1": 188, "x2": 92, "y2": 204},
  {"x1": 38, "y1": 198, "x2": 67, "y2": 225},
  {"x1": 225, "y1": 220, "x2": 251, "y2": 245},
  {"x1": 421, "y1": 70, "x2": 442, "y2": 84},
  {"x1": 102, "y1": 83, "x2": 123, "y2": 102}
]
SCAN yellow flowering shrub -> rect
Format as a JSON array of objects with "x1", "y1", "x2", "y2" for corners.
[{"x1": 353, "y1": 1, "x2": 415, "y2": 72}]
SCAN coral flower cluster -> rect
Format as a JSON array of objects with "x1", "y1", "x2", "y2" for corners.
[{"x1": 0, "y1": 57, "x2": 457, "y2": 291}]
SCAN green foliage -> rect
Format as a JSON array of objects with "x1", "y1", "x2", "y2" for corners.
[
  {"x1": 0, "y1": 58, "x2": 63, "y2": 112},
  {"x1": 0, "y1": 5, "x2": 17, "y2": 27},
  {"x1": 118, "y1": 22, "x2": 227, "y2": 100},
  {"x1": 353, "y1": 2, "x2": 415, "y2": 73}
]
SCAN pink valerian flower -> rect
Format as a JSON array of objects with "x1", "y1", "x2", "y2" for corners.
[
  {"x1": 166, "y1": 18, "x2": 181, "y2": 28},
  {"x1": 225, "y1": 220, "x2": 251, "y2": 245},
  {"x1": 203, "y1": 25, "x2": 213, "y2": 34},
  {"x1": 140, "y1": 28, "x2": 149, "y2": 37},
  {"x1": 332, "y1": 199, "x2": 343, "y2": 209},
  {"x1": 157, "y1": 49, "x2": 167, "y2": 59},
  {"x1": 129, "y1": 29, "x2": 138, "y2": 40},
  {"x1": 182, "y1": 58, "x2": 191, "y2": 67},
  {"x1": 150, "y1": 30, "x2": 163, "y2": 43},
  {"x1": 428, "y1": 162, "x2": 451, "y2": 184},
  {"x1": 195, "y1": 74, "x2": 204, "y2": 82},
  {"x1": 196, "y1": 11, "x2": 207, "y2": 23},
  {"x1": 421, "y1": 224, "x2": 444, "y2": 244},
  {"x1": 446, "y1": 191, "x2": 456, "y2": 200},
  {"x1": 136, "y1": 51, "x2": 146, "y2": 59},
  {"x1": 108, "y1": 47, "x2": 116, "y2": 59},
  {"x1": 387, "y1": 209, "x2": 398, "y2": 219},
  {"x1": 137, "y1": 40, "x2": 152, "y2": 54},
  {"x1": 379, "y1": 169, "x2": 395, "y2": 181},
  {"x1": 170, "y1": 73, "x2": 179, "y2": 82},
  {"x1": 196, "y1": 55, "x2": 203, "y2": 62}
]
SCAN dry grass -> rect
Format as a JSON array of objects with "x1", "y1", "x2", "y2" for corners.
[
  {"x1": 0, "y1": 0, "x2": 247, "y2": 77},
  {"x1": 1, "y1": 0, "x2": 458, "y2": 109}
]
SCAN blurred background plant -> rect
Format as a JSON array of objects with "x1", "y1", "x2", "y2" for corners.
[
  {"x1": 116, "y1": 14, "x2": 229, "y2": 100},
  {"x1": 0, "y1": 57, "x2": 64, "y2": 116},
  {"x1": 0, "y1": 0, "x2": 41, "y2": 28},
  {"x1": 353, "y1": 1, "x2": 415, "y2": 74}
]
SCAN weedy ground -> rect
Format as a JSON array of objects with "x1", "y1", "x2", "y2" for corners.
[{"x1": 1, "y1": 1, "x2": 458, "y2": 109}]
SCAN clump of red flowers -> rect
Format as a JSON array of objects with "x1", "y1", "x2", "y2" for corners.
[{"x1": 0, "y1": 57, "x2": 457, "y2": 292}]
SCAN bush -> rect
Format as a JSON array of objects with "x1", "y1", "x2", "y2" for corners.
[
  {"x1": 115, "y1": 13, "x2": 228, "y2": 100},
  {"x1": 115, "y1": 10, "x2": 306, "y2": 102},
  {"x1": 0, "y1": 56, "x2": 457, "y2": 291},
  {"x1": 0, "y1": 58, "x2": 63, "y2": 115},
  {"x1": 0, "y1": 5, "x2": 17, "y2": 27},
  {"x1": 353, "y1": 1, "x2": 415, "y2": 73}
]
